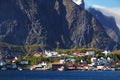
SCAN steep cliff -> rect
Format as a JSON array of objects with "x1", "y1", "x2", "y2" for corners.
[
  {"x1": 0, "y1": 0, "x2": 119, "y2": 51},
  {"x1": 88, "y1": 8, "x2": 120, "y2": 43}
]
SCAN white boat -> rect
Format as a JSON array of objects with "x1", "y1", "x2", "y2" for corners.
[
  {"x1": 58, "y1": 66, "x2": 64, "y2": 71},
  {"x1": 18, "y1": 67, "x2": 22, "y2": 71},
  {"x1": 30, "y1": 67, "x2": 33, "y2": 70}
]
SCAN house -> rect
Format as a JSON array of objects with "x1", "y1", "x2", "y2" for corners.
[
  {"x1": 97, "y1": 65, "x2": 104, "y2": 70},
  {"x1": 20, "y1": 60, "x2": 29, "y2": 65},
  {"x1": 60, "y1": 59, "x2": 65, "y2": 64},
  {"x1": 65, "y1": 57, "x2": 75, "y2": 62},
  {"x1": 73, "y1": 50, "x2": 86, "y2": 56},
  {"x1": 82, "y1": 64, "x2": 89, "y2": 70},
  {"x1": 85, "y1": 51, "x2": 95, "y2": 56},
  {"x1": 0, "y1": 60, "x2": 6, "y2": 66},
  {"x1": 12, "y1": 57, "x2": 18, "y2": 62},
  {"x1": 107, "y1": 57, "x2": 114, "y2": 62},
  {"x1": 60, "y1": 52, "x2": 68, "y2": 56},
  {"x1": 67, "y1": 64, "x2": 76, "y2": 70},
  {"x1": 73, "y1": 52, "x2": 86, "y2": 56},
  {"x1": 102, "y1": 50, "x2": 111, "y2": 56},
  {"x1": 31, "y1": 62, "x2": 48, "y2": 70},
  {"x1": 91, "y1": 57, "x2": 97, "y2": 63},
  {"x1": 40, "y1": 62, "x2": 48, "y2": 70},
  {"x1": 11, "y1": 62, "x2": 17, "y2": 69},
  {"x1": 51, "y1": 62, "x2": 65, "y2": 70},
  {"x1": 45, "y1": 50, "x2": 60, "y2": 57},
  {"x1": 81, "y1": 60, "x2": 87, "y2": 64},
  {"x1": 97, "y1": 57, "x2": 107, "y2": 65},
  {"x1": 34, "y1": 52, "x2": 43, "y2": 57}
]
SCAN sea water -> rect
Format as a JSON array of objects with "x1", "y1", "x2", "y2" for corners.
[{"x1": 0, "y1": 70, "x2": 120, "y2": 80}]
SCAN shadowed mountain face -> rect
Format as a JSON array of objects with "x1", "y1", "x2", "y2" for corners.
[
  {"x1": 88, "y1": 8, "x2": 120, "y2": 43},
  {"x1": 0, "y1": 0, "x2": 119, "y2": 50}
]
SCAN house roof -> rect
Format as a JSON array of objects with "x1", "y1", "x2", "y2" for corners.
[{"x1": 51, "y1": 62, "x2": 63, "y2": 65}]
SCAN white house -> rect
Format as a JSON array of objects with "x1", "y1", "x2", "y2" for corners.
[
  {"x1": 97, "y1": 66, "x2": 104, "y2": 70},
  {"x1": 60, "y1": 59, "x2": 65, "y2": 64},
  {"x1": 102, "y1": 50, "x2": 111, "y2": 56},
  {"x1": 91, "y1": 57, "x2": 97, "y2": 63},
  {"x1": 73, "y1": 52, "x2": 86, "y2": 56},
  {"x1": 45, "y1": 50, "x2": 59, "y2": 57},
  {"x1": 85, "y1": 51, "x2": 95, "y2": 56},
  {"x1": 0, "y1": 60, "x2": 6, "y2": 66},
  {"x1": 107, "y1": 57, "x2": 114, "y2": 62},
  {"x1": 31, "y1": 62, "x2": 48, "y2": 70},
  {"x1": 66, "y1": 58, "x2": 75, "y2": 62},
  {"x1": 20, "y1": 60, "x2": 29, "y2": 65},
  {"x1": 12, "y1": 57, "x2": 18, "y2": 63},
  {"x1": 97, "y1": 57, "x2": 107, "y2": 65}
]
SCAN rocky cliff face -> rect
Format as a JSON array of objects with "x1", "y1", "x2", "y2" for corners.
[
  {"x1": 88, "y1": 8, "x2": 120, "y2": 43},
  {"x1": 0, "y1": 0, "x2": 119, "y2": 50}
]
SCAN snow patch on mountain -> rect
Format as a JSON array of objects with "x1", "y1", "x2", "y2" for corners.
[
  {"x1": 72, "y1": 0, "x2": 83, "y2": 5},
  {"x1": 91, "y1": 5, "x2": 120, "y2": 29}
]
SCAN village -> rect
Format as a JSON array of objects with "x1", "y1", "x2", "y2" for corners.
[{"x1": 0, "y1": 48, "x2": 120, "y2": 71}]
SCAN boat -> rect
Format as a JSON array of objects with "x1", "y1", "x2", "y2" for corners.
[
  {"x1": 18, "y1": 67, "x2": 22, "y2": 71},
  {"x1": 58, "y1": 66, "x2": 64, "y2": 71}
]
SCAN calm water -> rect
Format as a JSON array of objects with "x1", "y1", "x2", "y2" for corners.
[{"x1": 0, "y1": 70, "x2": 120, "y2": 80}]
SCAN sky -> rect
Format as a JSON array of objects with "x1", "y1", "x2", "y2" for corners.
[{"x1": 84, "y1": 0, "x2": 120, "y2": 8}]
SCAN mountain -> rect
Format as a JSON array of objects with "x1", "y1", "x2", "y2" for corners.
[
  {"x1": 88, "y1": 5, "x2": 120, "y2": 29},
  {"x1": 0, "y1": 0, "x2": 119, "y2": 53},
  {"x1": 87, "y1": 7, "x2": 120, "y2": 43}
]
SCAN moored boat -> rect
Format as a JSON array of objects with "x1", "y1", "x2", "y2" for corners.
[{"x1": 58, "y1": 66, "x2": 64, "y2": 71}]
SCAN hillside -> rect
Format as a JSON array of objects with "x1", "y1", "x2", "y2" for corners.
[{"x1": 0, "y1": 0, "x2": 119, "y2": 54}]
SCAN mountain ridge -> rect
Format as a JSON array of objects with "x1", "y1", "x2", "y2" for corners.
[
  {"x1": 87, "y1": 7, "x2": 120, "y2": 43},
  {"x1": 0, "y1": 0, "x2": 119, "y2": 53}
]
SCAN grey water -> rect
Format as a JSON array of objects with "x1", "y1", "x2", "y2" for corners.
[{"x1": 0, "y1": 70, "x2": 120, "y2": 80}]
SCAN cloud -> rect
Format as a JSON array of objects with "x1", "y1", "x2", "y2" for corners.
[
  {"x1": 89, "y1": 5, "x2": 120, "y2": 29},
  {"x1": 72, "y1": 0, "x2": 82, "y2": 5}
]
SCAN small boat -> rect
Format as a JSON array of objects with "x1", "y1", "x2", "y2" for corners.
[
  {"x1": 18, "y1": 67, "x2": 22, "y2": 71},
  {"x1": 30, "y1": 67, "x2": 33, "y2": 70},
  {"x1": 58, "y1": 66, "x2": 64, "y2": 71}
]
